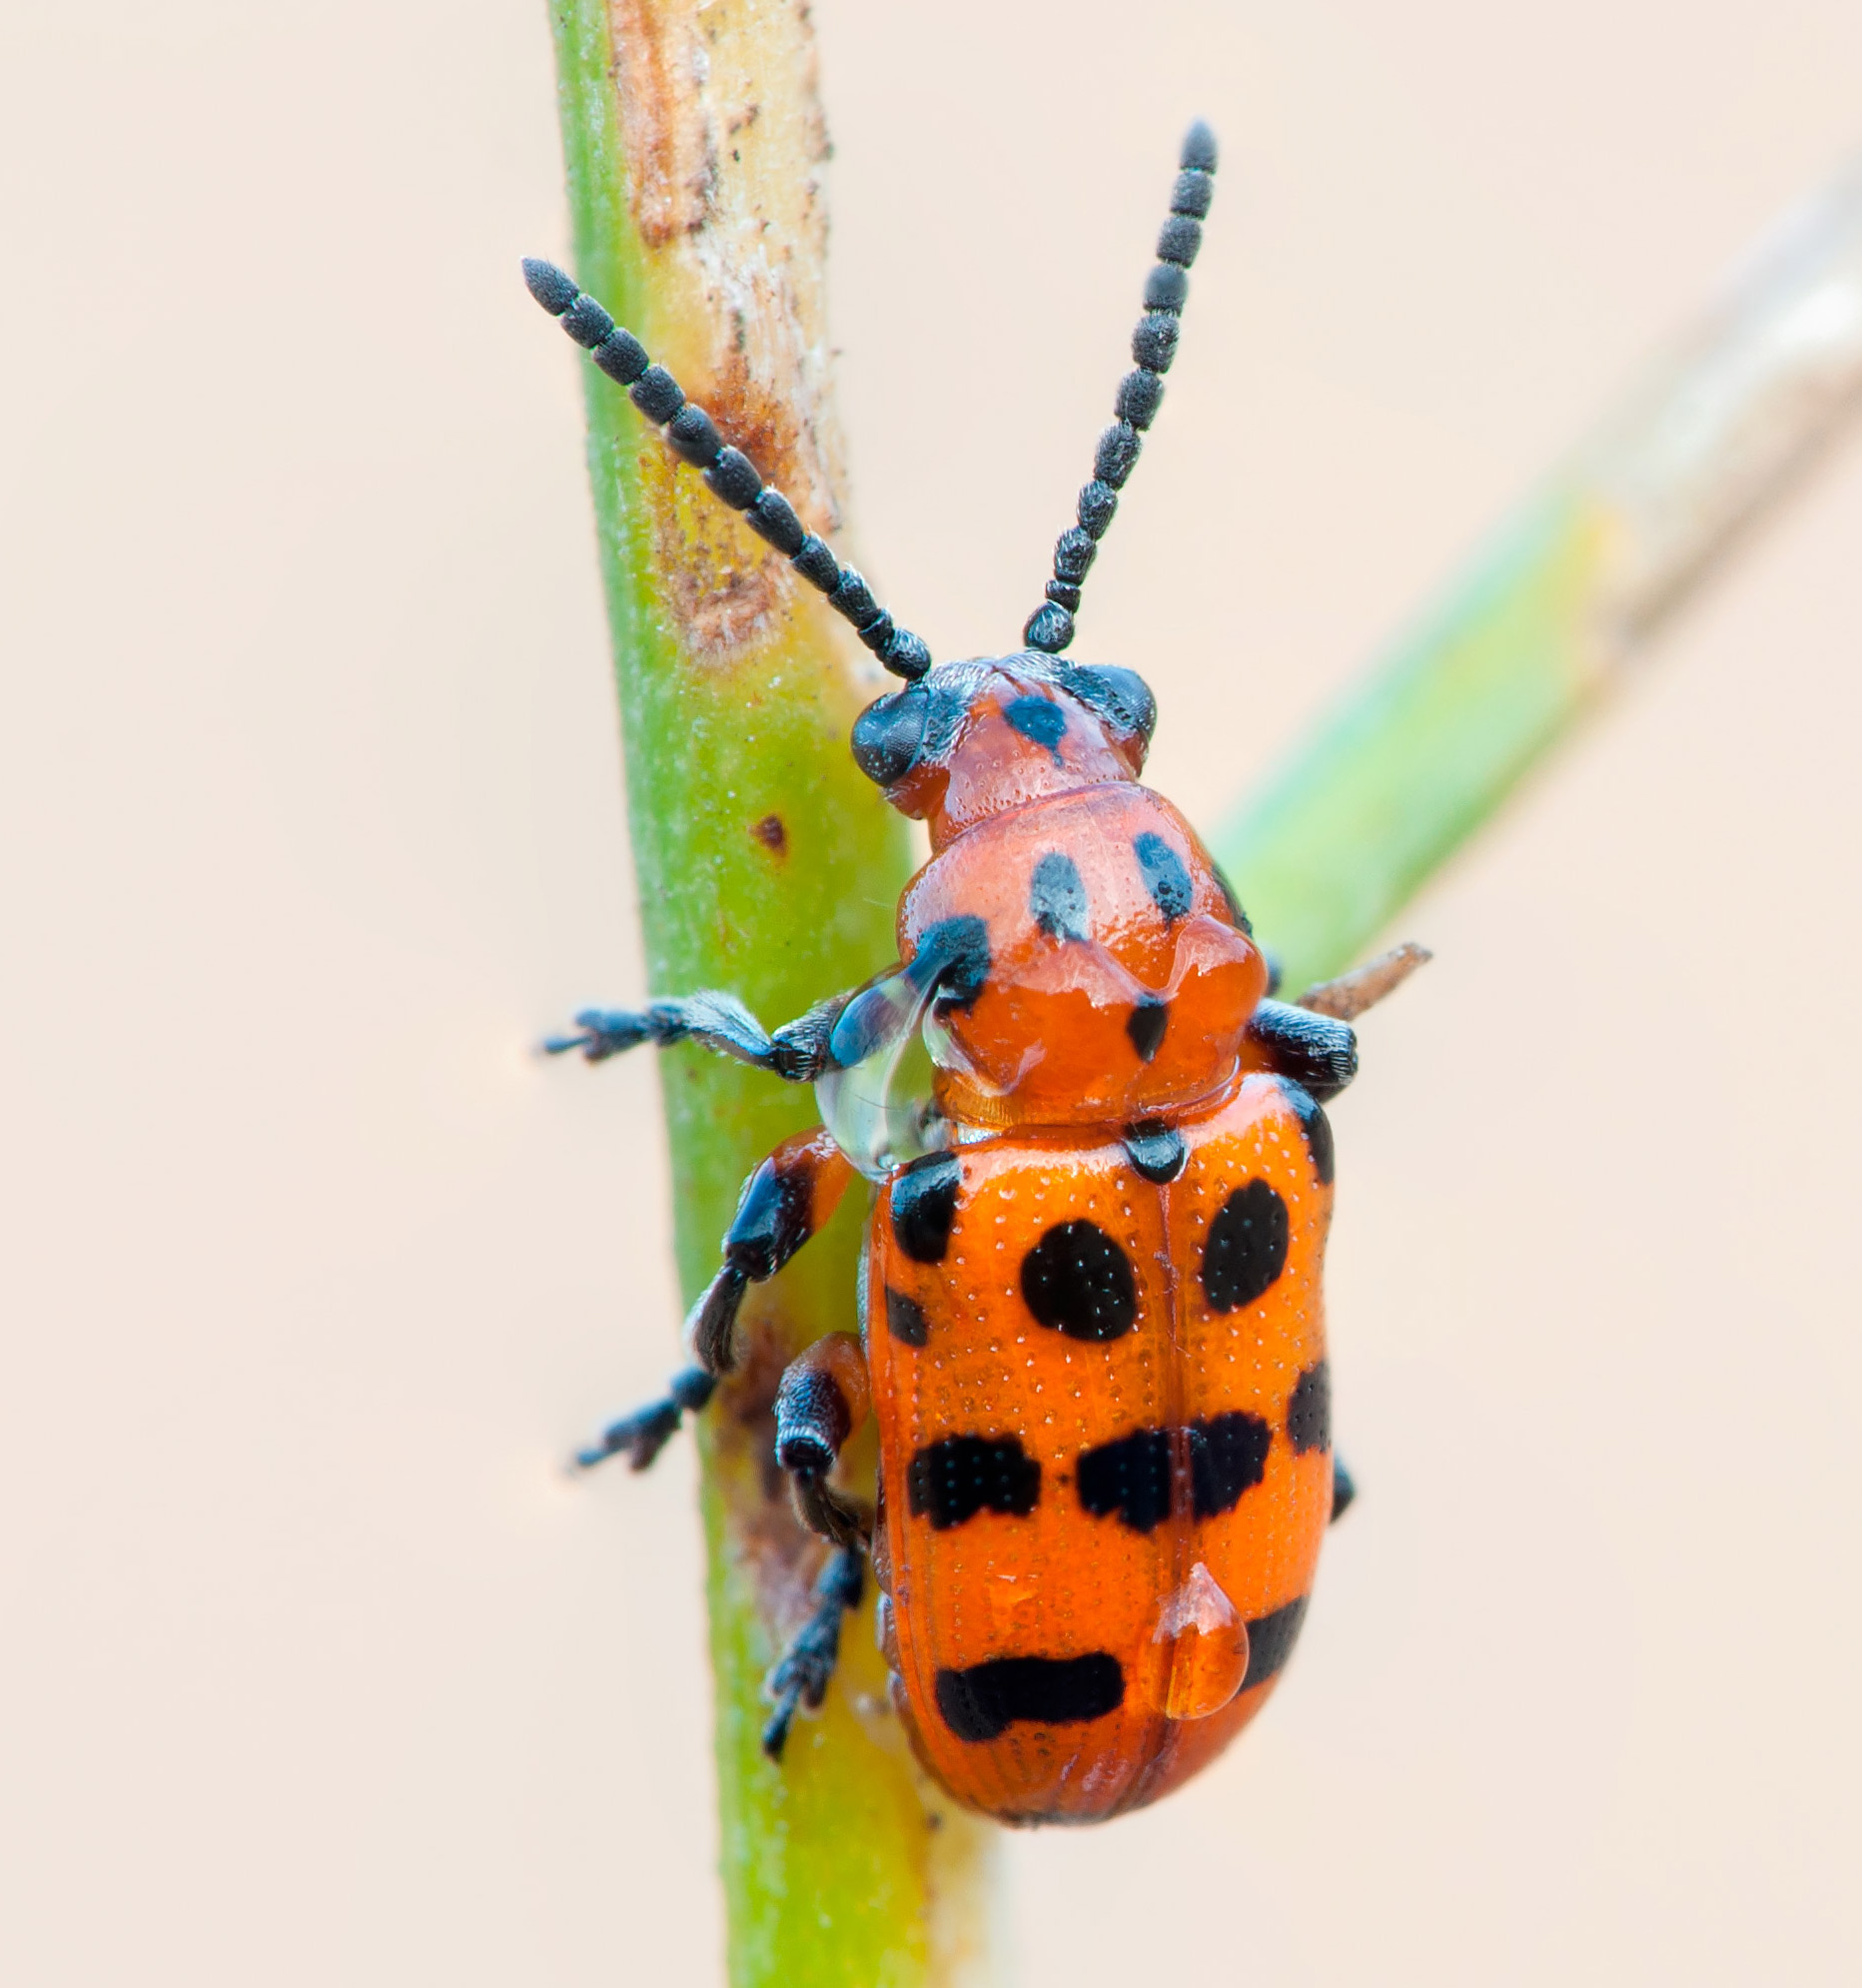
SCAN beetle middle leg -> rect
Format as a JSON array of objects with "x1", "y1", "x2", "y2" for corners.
[{"x1": 572, "y1": 1128, "x2": 856, "y2": 1471}]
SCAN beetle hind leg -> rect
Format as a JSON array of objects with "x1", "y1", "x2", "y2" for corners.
[{"x1": 762, "y1": 1547, "x2": 865, "y2": 1760}]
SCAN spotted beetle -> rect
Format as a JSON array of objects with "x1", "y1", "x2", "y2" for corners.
[{"x1": 529, "y1": 122, "x2": 1425, "y2": 1824}]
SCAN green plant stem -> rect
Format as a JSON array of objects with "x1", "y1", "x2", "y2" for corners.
[
  {"x1": 1217, "y1": 151, "x2": 1862, "y2": 989},
  {"x1": 547, "y1": 4, "x2": 991, "y2": 1985}
]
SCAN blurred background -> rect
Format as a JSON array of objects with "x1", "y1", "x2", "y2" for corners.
[{"x1": 4, "y1": 1, "x2": 1862, "y2": 1981}]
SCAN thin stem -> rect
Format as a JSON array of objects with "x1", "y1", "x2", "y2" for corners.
[
  {"x1": 1215, "y1": 152, "x2": 1862, "y2": 992},
  {"x1": 544, "y1": 4, "x2": 992, "y2": 1984}
]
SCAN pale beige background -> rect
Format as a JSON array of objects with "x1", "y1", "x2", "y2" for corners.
[{"x1": 4, "y1": 2, "x2": 1861, "y2": 1983}]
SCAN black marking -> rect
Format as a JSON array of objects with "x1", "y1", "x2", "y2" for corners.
[
  {"x1": 1188, "y1": 1411, "x2": 1272, "y2": 1517},
  {"x1": 1241, "y1": 1596, "x2": 1309, "y2": 1690},
  {"x1": 907, "y1": 1435, "x2": 1041, "y2": 1530},
  {"x1": 1020, "y1": 1221, "x2": 1138, "y2": 1342},
  {"x1": 1122, "y1": 1120, "x2": 1186, "y2": 1184},
  {"x1": 1077, "y1": 1428, "x2": 1173, "y2": 1532},
  {"x1": 1030, "y1": 852, "x2": 1090, "y2": 942},
  {"x1": 934, "y1": 1653, "x2": 1126, "y2": 1742},
  {"x1": 1331, "y1": 1457, "x2": 1356, "y2": 1522},
  {"x1": 890, "y1": 1152, "x2": 962, "y2": 1264},
  {"x1": 1287, "y1": 1360, "x2": 1331, "y2": 1455},
  {"x1": 1004, "y1": 694, "x2": 1068, "y2": 764},
  {"x1": 914, "y1": 915, "x2": 992, "y2": 1010},
  {"x1": 1281, "y1": 1079, "x2": 1337, "y2": 1187},
  {"x1": 1201, "y1": 1180, "x2": 1289, "y2": 1313},
  {"x1": 884, "y1": 1287, "x2": 929, "y2": 1348},
  {"x1": 1127, "y1": 998, "x2": 1169, "y2": 1063},
  {"x1": 1134, "y1": 831, "x2": 1193, "y2": 922}
]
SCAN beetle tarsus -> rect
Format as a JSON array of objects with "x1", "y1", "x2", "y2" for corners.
[{"x1": 761, "y1": 1547, "x2": 866, "y2": 1760}]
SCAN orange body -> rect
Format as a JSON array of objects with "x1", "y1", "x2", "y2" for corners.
[{"x1": 836, "y1": 660, "x2": 1341, "y2": 1823}]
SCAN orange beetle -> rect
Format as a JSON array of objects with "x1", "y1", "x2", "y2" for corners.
[{"x1": 530, "y1": 122, "x2": 1423, "y2": 1824}]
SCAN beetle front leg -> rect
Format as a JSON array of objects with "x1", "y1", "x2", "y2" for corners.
[
  {"x1": 545, "y1": 988, "x2": 848, "y2": 1082},
  {"x1": 572, "y1": 1128, "x2": 856, "y2": 1472}
]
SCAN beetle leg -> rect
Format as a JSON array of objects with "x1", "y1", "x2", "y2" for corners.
[
  {"x1": 772, "y1": 1332, "x2": 873, "y2": 1549},
  {"x1": 761, "y1": 1546, "x2": 865, "y2": 1760},
  {"x1": 572, "y1": 1129, "x2": 857, "y2": 1472},
  {"x1": 1295, "y1": 941, "x2": 1431, "y2": 1022},
  {"x1": 1243, "y1": 998, "x2": 1360, "y2": 1101},
  {"x1": 1331, "y1": 1456, "x2": 1357, "y2": 1522},
  {"x1": 543, "y1": 988, "x2": 847, "y2": 1082}
]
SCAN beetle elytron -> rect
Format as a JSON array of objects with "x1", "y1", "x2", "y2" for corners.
[{"x1": 528, "y1": 122, "x2": 1423, "y2": 1823}]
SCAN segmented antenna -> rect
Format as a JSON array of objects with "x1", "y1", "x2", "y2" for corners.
[
  {"x1": 522, "y1": 260, "x2": 933, "y2": 680},
  {"x1": 1022, "y1": 122, "x2": 1218, "y2": 654}
]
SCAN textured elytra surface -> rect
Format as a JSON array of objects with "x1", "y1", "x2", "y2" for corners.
[{"x1": 865, "y1": 1072, "x2": 1336, "y2": 1822}]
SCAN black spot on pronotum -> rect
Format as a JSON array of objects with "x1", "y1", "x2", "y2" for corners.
[
  {"x1": 884, "y1": 1287, "x2": 929, "y2": 1348},
  {"x1": 1122, "y1": 1120, "x2": 1186, "y2": 1184},
  {"x1": 890, "y1": 1152, "x2": 962, "y2": 1265},
  {"x1": 1241, "y1": 1596, "x2": 1309, "y2": 1690},
  {"x1": 1187, "y1": 1411, "x2": 1272, "y2": 1517},
  {"x1": 1077, "y1": 1428, "x2": 1173, "y2": 1532},
  {"x1": 1029, "y1": 852, "x2": 1090, "y2": 942},
  {"x1": 1201, "y1": 1180, "x2": 1289, "y2": 1313},
  {"x1": 1020, "y1": 1220, "x2": 1139, "y2": 1342},
  {"x1": 1286, "y1": 1360, "x2": 1331, "y2": 1455},
  {"x1": 935, "y1": 1653, "x2": 1126, "y2": 1742},
  {"x1": 1004, "y1": 694, "x2": 1068, "y2": 764},
  {"x1": 1127, "y1": 998, "x2": 1169, "y2": 1063},
  {"x1": 1133, "y1": 831, "x2": 1193, "y2": 922},
  {"x1": 1281, "y1": 1080, "x2": 1336, "y2": 1187},
  {"x1": 913, "y1": 915, "x2": 992, "y2": 1010},
  {"x1": 906, "y1": 1435, "x2": 1041, "y2": 1530}
]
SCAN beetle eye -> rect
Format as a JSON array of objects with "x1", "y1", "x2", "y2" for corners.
[
  {"x1": 1061, "y1": 663, "x2": 1157, "y2": 747},
  {"x1": 851, "y1": 685, "x2": 931, "y2": 786}
]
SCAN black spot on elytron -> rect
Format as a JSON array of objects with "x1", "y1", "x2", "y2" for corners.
[
  {"x1": 1020, "y1": 1220, "x2": 1138, "y2": 1342},
  {"x1": 913, "y1": 914, "x2": 992, "y2": 1010},
  {"x1": 1029, "y1": 851, "x2": 1090, "y2": 942},
  {"x1": 1133, "y1": 831, "x2": 1193, "y2": 922},
  {"x1": 1287, "y1": 1360, "x2": 1331, "y2": 1455},
  {"x1": 935, "y1": 1652, "x2": 1126, "y2": 1742},
  {"x1": 1281, "y1": 1079, "x2": 1336, "y2": 1187},
  {"x1": 1210, "y1": 860, "x2": 1254, "y2": 935},
  {"x1": 907, "y1": 1435, "x2": 1041, "y2": 1530},
  {"x1": 890, "y1": 1152, "x2": 962, "y2": 1264},
  {"x1": 1330, "y1": 1457, "x2": 1356, "y2": 1522},
  {"x1": 1201, "y1": 1179, "x2": 1289, "y2": 1313},
  {"x1": 1127, "y1": 998, "x2": 1169, "y2": 1063},
  {"x1": 884, "y1": 1286, "x2": 929, "y2": 1347},
  {"x1": 1122, "y1": 1120, "x2": 1186, "y2": 1183},
  {"x1": 1003, "y1": 693, "x2": 1068, "y2": 765},
  {"x1": 1188, "y1": 1411, "x2": 1273, "y2": 1517},
  {"x1": 1076, "y1": 1427, "x2": 1173, "y2": 1532},
  {"x1": 1241, "y1": 1596, "x2": 1309, "y2": 1690}
]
